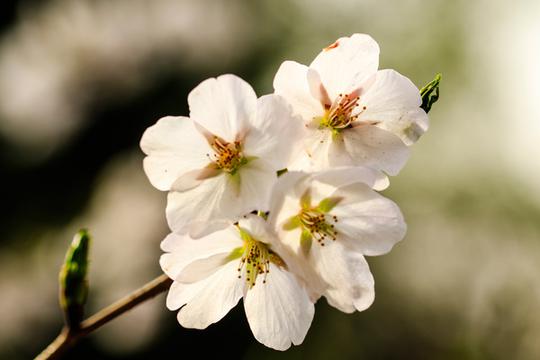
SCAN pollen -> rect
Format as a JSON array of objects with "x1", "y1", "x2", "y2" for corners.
[{"x1": 207, "y1": 136, "x2": 246, "y2": 174}]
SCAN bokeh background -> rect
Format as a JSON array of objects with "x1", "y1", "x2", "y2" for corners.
[{"x1": 1, "y1": 0, "x2": 539, "y2": 359}]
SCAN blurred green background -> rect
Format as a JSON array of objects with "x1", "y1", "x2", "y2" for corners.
[{"x1": 1, "y1": 0, "x2": 539, "y2": 359}]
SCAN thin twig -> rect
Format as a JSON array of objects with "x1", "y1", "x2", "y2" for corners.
[{"x1": 35, "y1": 274, "x2": 173, "y2": 360}]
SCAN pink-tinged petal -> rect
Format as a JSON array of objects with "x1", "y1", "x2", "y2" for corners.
[
  {"x1": 176, "y1": 261, "x2": 244, "y2": 329},
  {"x1": 309, "y1": 241, "x2": 374, "y2": 313},
  {"x1": 331, "y1": 183, "x2": 406, "y2": 256},
  {"x1": 166, "y1": 173, "x2": 244, "y2": 238},
  {"x1": 244, "y1": 264, "x2": 314, "y2": 350},
  {"x1": 307, "y1": 68, "x2": 331, "y2": 107},
  {"x1": 243, "y1": 94, "x2": 304, "y2": 170},
  {"x1": 159, "y1": 229, "x2": 242, "y2": 279},
  {"x1": 358, "y1": 69, "x2": 428, "y2": 145},
  {"x1": 140, "y1": 116, "x2": 210, "y2": 191},
  {"x1": 310, "y1": 34, "x2": 380, "y2": 100},
  {"x1": 188, "y1": 74, "x2": 257, "y2": 142},
  {"x1": 170, "y1": 165, "x2": 221, "y2": 192},
  {"x1": 339, "y1": 124, "x2": 410, "y2": 176},
  {"x1": 273, "y1": 60, "x2": 323, "y2": 119}
]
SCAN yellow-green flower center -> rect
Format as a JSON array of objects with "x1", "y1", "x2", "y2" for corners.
[
  {"x1": 319, "y1": 93, "x2": 362, "y2": 132},
  {"x1": 227, "y1": 227, "x2": 286, "y2": 288},
  {"x1": 298, "y1": 208, "x2": 338, "y2": 245},
  {"x1": 282, "y1": 190, "x2": 343, "y2": 254},
  {"x1": 208, "y1": 136, "x2": 247, "y2": 174}
]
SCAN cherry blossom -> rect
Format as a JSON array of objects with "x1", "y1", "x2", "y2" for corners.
[{"x1": 274, "y1": 33, "x2": 428, "y2": 175}]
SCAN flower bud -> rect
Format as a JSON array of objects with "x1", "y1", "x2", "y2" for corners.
[
  {"x1": 59, "y1": 229, "x2": 91, "y2": 328},
  {"x1": 420, "y1": 73, "x2": 442, "y2": 113}
]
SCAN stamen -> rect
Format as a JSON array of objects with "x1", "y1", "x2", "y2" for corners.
[
  {"x1": 299, "y1": 208, "x2": 338, "y2": 246},
  {"x1": 207, "y1": 136, "x2": 246, "y2": 174},
  {"x1": 284, "y1": 194, "x2": 342, "y2": 248},
  {"x1": 235, "y1": 227, "x2": 285, "y2": 288},
  {"x1": 319, "y1": 92, "x2": 367, "y2": 132}
]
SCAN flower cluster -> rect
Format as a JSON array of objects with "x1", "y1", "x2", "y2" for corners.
[{"x1": 141, "y1": 34, "x2": 429, "y2": 350}]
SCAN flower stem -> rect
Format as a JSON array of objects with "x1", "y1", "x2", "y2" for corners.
[{"x1": 35, "y1": 274, "x2": 173, "y2": 360}]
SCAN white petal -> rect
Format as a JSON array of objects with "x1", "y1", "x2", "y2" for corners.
[
  {"x1": 236, "y1": 159, "x2": 278, "y2": 212},
  {"x1": 243, "y1": 94, "x2": 304, "y2": 170},
  {"x1": 177, "y1": 253, "x2": 230, "y2": 284},
  {"x1": 358, "y1": 69, "x2": 428, "y2": 145},
  {"x1": 267, "y1": 171, "x2": 308, "y2": 228},
  {"x1": 310, "y1": 34, "x2": 379, "y2": 100},
  {"x1": 166, "y1": 173, "x2": 244, "y2": 237},
  {"x1": 188, "y1": 74, "x2": 257, "y2": 142},
  {"x1": 332, "y1": 183, "x2": 406, "y2": 256},
  {"x1": 176, "y1": 261, "x2": 244, "y2": 329},
  {"x1": 339, "y1": 125, "x2": 410, "y2": 176},
  {"x1": 166, "y1": 280, "x2": 195, "y2": 310},
  {"x1": 159, "y1": 229, "x2": 242, "y2": 279},
  {"x1": 273, "y1": 61, "x2": 322, "y2": 119},
  {"x1": 244, "y1": 264, "x2": 314, "y2": 350},
  {"x1": 310, "y1": 241, "x2": 374, "y2": 313},
  {"x1": 140, "y1": 116, "x2": 210, "y2": 191},
  {"x1": 286, "y1": 151, "x2": 312, "y2": 172},
  {"x1": 302, "y1": 128, "x2": 334, "y2": 170},
  {"x1": 311, "y1": 166, "x2": 389, "y2": 191},
  {"x1": 285, "y1": 128, "x2": 328, "y2": 172},
  {"x1": 237, "y1": 214, "x2": 273, "y2": 244}
]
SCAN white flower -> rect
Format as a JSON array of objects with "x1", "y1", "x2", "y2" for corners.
[
  {"x1": 268, "y1": 167, "x2": 406, "y2": 313},
  {"x1": 161, "y1": 215, "x2": 314, "y2": 351},
  {"x1": 273, "y1": 33, "x2": 428, "y2": 175},
  {"x1": 140, "y1": 74, "x2": 300, "y2": 237}
]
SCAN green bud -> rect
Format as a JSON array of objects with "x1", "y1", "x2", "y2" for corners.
[
  {"x1": 420, "y1": 73, "x2": 441, "y2": 114},
  {"x1": 59, "y1": 229, "x2": 91, "y2": 328}
]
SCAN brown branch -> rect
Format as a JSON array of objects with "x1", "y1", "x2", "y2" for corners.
[{"x1": 35, "y1": 274, "x2": 173, "y2": 360}]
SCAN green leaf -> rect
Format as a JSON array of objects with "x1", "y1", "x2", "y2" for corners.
[
  {"x1": 317, "y1": 196, "x2": 343, "y2": 213},
  {"x1": 420, "y1": 73, "x2": 441, "y2": 114},
  {"x1": 59, "y1": 229, "x2": 91, "y2": 328}
]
